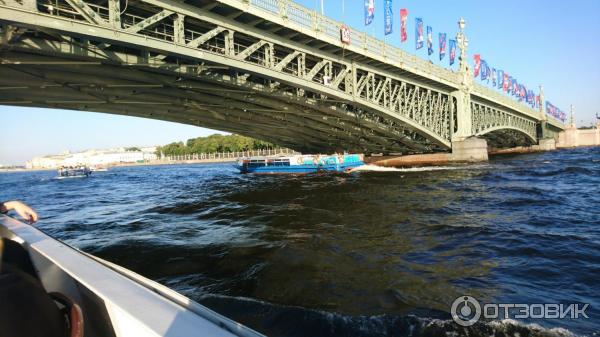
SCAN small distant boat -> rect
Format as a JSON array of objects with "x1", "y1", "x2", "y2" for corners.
[
  {"x1": 57, "y1": 166, "x2": 91, "y2": 179},
  {"x1": 236, "y1": 153, "x2": 364, "y2": 174}
]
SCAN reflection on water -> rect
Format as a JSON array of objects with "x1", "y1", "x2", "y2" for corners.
[{"x1": 1, "y1": 147, "x2": 599, "y2": 336}]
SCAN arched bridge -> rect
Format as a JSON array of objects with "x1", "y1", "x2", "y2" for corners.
[{"x1": 0, "y1": 0, "x2": 565, "y2": 154}]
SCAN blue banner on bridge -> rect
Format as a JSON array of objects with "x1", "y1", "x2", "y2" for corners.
[
  {"x1": 546, "y1": 102, "x2": 566, "y2": 122},
  {"x1": 449, "y1": 39, "x2": 456, "y2": 65},
  {"x1": 416, "y1": 18, "x2": 424, "y2": 49},
  {"x1": 480, "y1": 60, "x2": 489, "y2": 81},
  {"x1": 427, "y1": 26, "x2": 433, "y2": 55},
  {"x1": 365, "y1": 0, "x2": 374, "y2": 26},
  {"x1": 497, "y1": 70, "x2": 503, "y2": 89},
  {"x1": 384, "y1": 0, "x2": 393, "y2": 35},
  {"x1": 439, "y1": 33, "x2": 446, "y2": 61}
]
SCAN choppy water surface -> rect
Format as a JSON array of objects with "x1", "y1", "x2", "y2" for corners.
[{"x1": 2, "y1": 147, "x2": 599, "y2": 336}]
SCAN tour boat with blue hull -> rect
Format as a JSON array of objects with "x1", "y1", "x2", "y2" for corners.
[{"x1": 237, "y1": 154, "x2": 364, "y2": 174}]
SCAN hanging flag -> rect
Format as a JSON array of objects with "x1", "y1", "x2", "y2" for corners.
[
  {"x1": 480, "y1": 60, "x2": 488, "y2": 80},
  {"x1": 473, "y1": 54, "x2": 481, "y2": 77},
  {"x1": 415, "y1": 18, "x2": 424, "y2": 49},
  {"x1": 449, "y1": 39, "x2": 456, "y2": 66},
  {"x1": 482, "y1": 61, "x2": 492, "y2": 83},
  {"x1": 503, "y1": 73, "x2": 509, "y2": 92},
  {"x1": 384, "y1": 0, "x2": 392, "y2": 35},
  {"x1": 427, "y1": 26, "x2": 433, "y2": 55},
  {"x1": 491, "y1": 68, "x2": 497, "y2": 86},
  {"x1": 546, "y1": 101, "x2": 565, "y2": 121},
  {"x1": 400, "y1": 9, "x2": 408, "y2": 42},
  {"x1": 536, "y1": 95, "x2": 540, "y2": 109},
  {"x1": 497, "y1": 70, "x2": 503, "y2": 89},
  {"x1": 439, "y1": 33, "x2": 446, "y2": 61},
  {"x1": 365, "y1": 0, "x2": 375, "y2": 26},
  {"x1": 509, "y1": 78, "x2": 514, "y2": 95},
  {"x1": 519, "y1": 85, "x2": 525, "y2": 101}
]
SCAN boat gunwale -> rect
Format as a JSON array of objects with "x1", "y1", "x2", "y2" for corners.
[{"x1": 0, "y1": 215, "x2": 265, "y2": 337}]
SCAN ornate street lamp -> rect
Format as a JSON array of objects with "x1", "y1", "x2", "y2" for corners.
[{"x1": 456, "y1": 18, "x2": 469, "y2": 74}]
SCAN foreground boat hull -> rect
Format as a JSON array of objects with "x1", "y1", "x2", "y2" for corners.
[{"x1": 0, "y1": 215, "x2": 264, "y2": 337}]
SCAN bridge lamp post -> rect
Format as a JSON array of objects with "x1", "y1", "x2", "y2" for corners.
[
  {"x1": 452, "y1": 17, "x2": 476, "y2": 142},
  {"x1": 456, "y1": 18, "x2": 469, "y2": 75}
]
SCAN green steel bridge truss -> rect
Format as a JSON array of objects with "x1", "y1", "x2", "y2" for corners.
[{"x1": 0, "y1": 0, "x2": 564, "y2": 153}]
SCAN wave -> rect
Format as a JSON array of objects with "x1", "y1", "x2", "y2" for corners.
[
  {"x1": 198, "y1": 294, "x2": 580, "y2": 337},
  {"x1": 349, "y1": 164, "x2": 486, "y2": 173},
  {"x1": 536, "y1": 166, "x2": 595, "y2": 177}
]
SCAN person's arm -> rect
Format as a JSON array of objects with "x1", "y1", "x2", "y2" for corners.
[{"x1": 0, "y1": 201, "x2": 38, "y2": 224}]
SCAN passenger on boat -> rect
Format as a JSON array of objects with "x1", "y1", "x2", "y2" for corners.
[
  {"x1": 1, "y1": 201, "x2": 82, "y2": 337},
  {"x1": 0, "y1": 200, "x2": 38, "y2": 224}
]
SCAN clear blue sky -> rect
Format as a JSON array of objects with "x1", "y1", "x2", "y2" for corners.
[{"x1": 1, "y1": 0, "x2": 599, "y2": 165}]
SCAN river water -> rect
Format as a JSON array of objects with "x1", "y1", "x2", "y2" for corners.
[{"x1": 1, "y1": 147, "x2": 599, "y2": 336}]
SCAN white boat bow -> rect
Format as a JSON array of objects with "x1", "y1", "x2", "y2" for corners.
[{"x1": 0, "y1": 215, "x2": 265, "y2": 337}]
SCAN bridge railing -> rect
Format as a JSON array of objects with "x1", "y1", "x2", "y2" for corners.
[
  {"x1": 228, "y1": 0, "x2": 562, "y2": 123},
  {"x1": 472, "y1": 83, "x2": 542, "y2": 119},
  {"x1": 225, "y1": 0, "x2": 459, "y2": 85}
]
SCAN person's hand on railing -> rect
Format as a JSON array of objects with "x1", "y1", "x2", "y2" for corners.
[{"x1": 0, "y1": 201, "x2": 38, "y2": 224}]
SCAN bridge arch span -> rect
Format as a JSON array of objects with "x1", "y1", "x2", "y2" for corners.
[
  {"x1": 476, "y1": 126, "x2": 537, "y2": 143},
  {"x1": 0, "y1": 1, "x2": 456, "y2": 152},
  {"x1": 477, "y1": 126, "x2": 537, "y2": 149}
]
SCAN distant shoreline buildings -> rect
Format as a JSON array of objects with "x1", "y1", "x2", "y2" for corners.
[{"x1": 25, "y1": 147, "x2": 158, "y2": 169}]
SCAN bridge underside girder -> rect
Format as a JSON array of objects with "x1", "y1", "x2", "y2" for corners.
[
  {"x1": 0, "y1": 42, "x2": 440, "y2": 154},
  {"x1": 0, "y1": 18, "x2": 455, "y2": 154}
]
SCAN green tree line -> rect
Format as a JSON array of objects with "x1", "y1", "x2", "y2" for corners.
[{"x1": 156, "y1": 134, "x2": 275, "y2": 156}]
